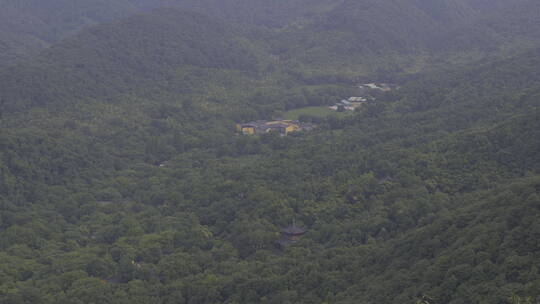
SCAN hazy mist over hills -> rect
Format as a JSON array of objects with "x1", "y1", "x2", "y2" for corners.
[
  {"x1": 0, "y1": 8, "x2": 262, "y2": 113},
  {"x1": 0, "y1": 1, "x2": 539, "y2": 304},
  {"x1": 2, "y1": 0, "x2": 539, "y2": 68}
]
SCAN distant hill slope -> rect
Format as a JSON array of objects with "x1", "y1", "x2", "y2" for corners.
[
  {"x1": 265, "y1": 0, "x2": 540, "y2": 74},
  {"x1": 158, "y1": 0, "x2": 342, "y2": 28},
  {"x1": 0, "y1": 0, "x2": 144, "y2": 67},
  {"x1": 430, "y1": 0, "x2": 540, "y2": 52},
  {"x1": 0, "y1": 0, "x2": 341, "y2": 67},
  {"x1": 1, "y1": 0, "x2": 539, "y2": 72},
  {"x1": 0, "y1": 8, "x2": 263, "y2": 113}
]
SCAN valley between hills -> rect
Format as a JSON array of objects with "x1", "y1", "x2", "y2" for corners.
[{"x1": 0, "y1": 1, "x2": 539, "y2": 303}]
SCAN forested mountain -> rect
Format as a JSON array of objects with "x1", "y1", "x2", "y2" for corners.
[
  {"x1": 0, "y1": 8, "x2": 264, "y2": 113},
  {"x1": 160, "y1": 0, "x2": 341, "y2": 28},
  {"x1": 0, "y1": 0, "x2": 143, "y2": 67},
  {"x1": 0, "y1": 0, "x2": 339, "y2": 67},
  {"x1": 267, "y1": 0, "x2": 540, "y2": 74},
  {"x1": 3, "y1": 0, "x2": 540, "y2": 71},
  {"x1": 1, "y1": 43, "x2": 538, "y2": 303},
  {"x1": 0, "y1": 1, "x2": 539, "y2": 304}
]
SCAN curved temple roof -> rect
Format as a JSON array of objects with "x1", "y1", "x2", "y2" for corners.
[{"x1": 282, "y1": 225, "x2": 307, "y2": 235}]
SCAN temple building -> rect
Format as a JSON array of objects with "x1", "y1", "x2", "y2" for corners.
[
  {"x1": 236, "y1": 120, "x2": 313, "y2": 136},
  {"x1": 278, "y1": 224, "x2": 307, "y2": 247}
]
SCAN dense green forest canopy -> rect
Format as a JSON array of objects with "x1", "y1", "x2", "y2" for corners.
[
  {"x1": 0, "y1": 8, "x2": 264, "y2": 113},
  {"x1": 2, "y1": 0, "x2": 540, "y2": 70},
  {"x1": 0, "y1": 0, "x2": 142, "y2": 67},
  {"x1": 0, "y1": 1, "x2": 539, "y2": 303}
]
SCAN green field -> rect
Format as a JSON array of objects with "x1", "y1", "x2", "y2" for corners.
[{"x1": 283, "y1": 106, "x2": 352, "y2": 120}]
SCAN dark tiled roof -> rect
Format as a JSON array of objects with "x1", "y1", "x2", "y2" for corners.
[{"x1": 282, "y1": 225, "x2": 306, "y2": 235}]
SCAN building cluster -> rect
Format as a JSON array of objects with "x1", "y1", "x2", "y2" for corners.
[
  {"x1": 329, "y1": 96, "x2": 369, "y2": 111},
  {"x1": 359, "y1": 82, "x2": 398, "y2": 92},
  {"x1": 329, "y1": 82, "x2": 398, "y2": 112},
  {"x1": 236, "y1": 120, "x2": 315, "y2": 136}
]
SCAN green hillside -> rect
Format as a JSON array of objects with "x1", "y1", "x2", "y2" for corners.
[
  {"x1": 263, "y1": 0, "x2": 540, "y2": 76},
  {"x1": 3, "y1": 0, "x2": 539, "y2": 72},
  {"x1": 0, "y1": 2, "x2": 539, "y2": 304},
  {"x1": 0, "y1": 8, "x2": 264, "y2": 114},
  {"x1": 0, "y1": 0, "x2": 144, "y2": 67},
  {"x1": 1, "y1": 38, "x2": 539, "y2": 304},
  {"x1": 0, "y1": 0, "x2": 342, "y2": 67}
]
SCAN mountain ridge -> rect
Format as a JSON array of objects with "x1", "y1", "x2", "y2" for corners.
[
  {"x1": 0, "y1": 2, "x2": 539, "y2": 303},
  {"x1": 0, "y1": 8, "x2": 264, "y2": 113}
]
